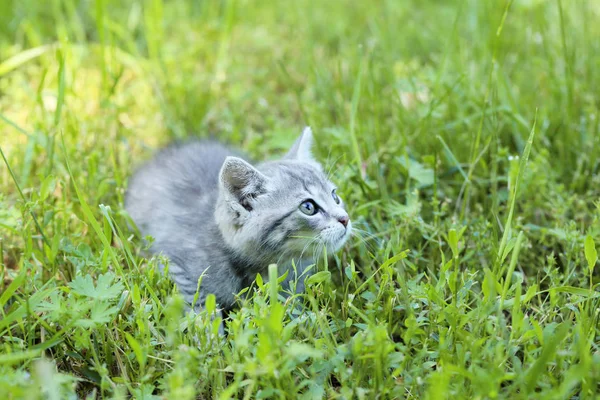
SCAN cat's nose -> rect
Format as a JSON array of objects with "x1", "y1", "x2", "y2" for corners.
[{"x1": 338, "y1": 215, "x2": 349, "y2": 228}]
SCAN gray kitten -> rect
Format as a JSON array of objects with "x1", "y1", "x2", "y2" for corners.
[{"x1": 125, "y1": 127, "x2": 351, "y2": 314}]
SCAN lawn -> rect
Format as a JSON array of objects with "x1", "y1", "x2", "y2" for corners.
[{"x1": 1, "y1": 0, "x2": 599, "y2": 398}]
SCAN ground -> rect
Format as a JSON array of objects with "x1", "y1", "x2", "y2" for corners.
[{"x1": 1, "y1": 0, "x2": 599, "y2": 398}]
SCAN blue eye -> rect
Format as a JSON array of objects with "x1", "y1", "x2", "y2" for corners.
[
  {"x1": 299, "y1": 200, "x2": 318, "y2": 215},
  {"x1": 332, "y1": 189, "x2": 341, "y2": 204}
]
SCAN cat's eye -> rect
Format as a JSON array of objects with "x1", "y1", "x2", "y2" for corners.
[
  {"x1": 332, "y1": 189, "x2": 341, "y2": 204},
  {"x1": 299, "y1": 200, "x2": 318, "y2": 215}
]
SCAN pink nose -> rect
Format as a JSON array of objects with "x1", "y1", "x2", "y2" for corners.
[{"x1": 338, "y1": 215, "x2": 349, "y2": 227}]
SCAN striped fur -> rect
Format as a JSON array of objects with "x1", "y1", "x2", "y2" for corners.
[{"x1": 125, "y1": 127, "x2": 351, "y2": 311}]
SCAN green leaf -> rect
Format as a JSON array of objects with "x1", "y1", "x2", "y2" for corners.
[
  {"x1": 205, "y1": 293, "x2": 216, "y2": 313},
  {"x1": 268, "y1": 263, "x2": 279, "y2": 302},
  {"x1": 132, "y1": 283, "x2": 141, "y2": 306},
  {"x1": 584, "y1": 234, "x2": 597, "y2": 273},
  {"x1": 389, "y1": 192, "x2": 421, "y2": 218},
  {"x1": 0, "y1": 268, "x2": 27, "y2": 307},
  {"x1": 75, "y1": 302, "x2": 119, "y2": 328},
  {"x1": 549, "y1": 286, "x2": 600, "y2": 298},
  {"x1": 482, "y1": 268, "x2": 497, "y2": 301},
  {"x1": 524, "y1": 284, "x2": 539, "y2": 304},
  {"x1": 523, "y1": 322, "x2": 569, "y2": 391},
  {"x1": 125, "y1": 332, "x2": 147, "y2": 371},
  {"x1": 0, "y1": 349, "x2": 42, "y2": 365},
  {"x1": 448, "y1": 228, "x2": 458, "y2": 259},
  {"x1": 69, "y1": 272, "x2": 124, "y2": 300},
  {"x1": 0, "y1": 285, "x2": 57, "y2": 331},
  {"x1": 306, "y1": 271, "x2": 331, "y2": 285},
  {"x1": 397, "y1": 157, "x2": 435, "y2": 187},
  {"x1": 344, "y1": 265, "x2": 354, "y2": 280},
  {"x1": 379, "y1": 250, "x2": 409, "y2": 271},
  {"x1": 0, "y1": 45, "x2": 53, "y2": 77},
  {"x1": 447, "y1": 270, "x2": 457, "y2": 294},
  {"x1": 286, "y1": 342, "x2": 323, "y2": 362},
  {"x1": 39, "y1": 175, "x2": 56, "y2": 201},
  {"x1": 35, "y1": 291, "x2": 64, "y2": 317},
  {"x1": 500, "y1": 236, "x2": 516, "y2": 264}
]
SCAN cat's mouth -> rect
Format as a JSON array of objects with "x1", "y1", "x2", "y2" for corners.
[
  {"x1": 286, "y1": 223, "x2": 351, "y2": 256},
  {"x1": 321, "y1": 221, "x2": 352, "y2": 251}
]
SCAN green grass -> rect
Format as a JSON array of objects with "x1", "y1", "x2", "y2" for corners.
[{"x1": 1, "y1": 0, "x2": 600, "y2": 398}]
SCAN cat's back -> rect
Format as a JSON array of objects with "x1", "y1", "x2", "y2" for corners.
[{"x1": 125, "y1": 140, "x2": 245, "y2": 233}]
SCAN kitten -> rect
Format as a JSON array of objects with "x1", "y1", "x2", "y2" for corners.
[{"x1": 125, "y1": 127, "x2": 351, "y2": 315}]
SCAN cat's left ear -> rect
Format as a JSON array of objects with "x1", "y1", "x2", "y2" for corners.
[
  {"x1": 219, "y1": 157, "x2": 269, "y2": 210},
  {"x1": 285, "y1": 126, "x2": 315, "y2": 161}
]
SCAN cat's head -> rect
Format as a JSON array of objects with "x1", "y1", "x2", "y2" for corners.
[{"x1": 215, "y1": 127, "x2": 351, "y2": 264}]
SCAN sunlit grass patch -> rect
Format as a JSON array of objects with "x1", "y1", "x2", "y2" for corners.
[{"x1": 1, "y1": 0, "x2": 599, "y2": 398}]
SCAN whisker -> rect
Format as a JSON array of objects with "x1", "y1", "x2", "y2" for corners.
[
  {"x1": 298, "y1": 237, "x2": 319, "y2": 263},
  {"x1": 351, "y1": 227, "x2": 379, "y2": 241},
  {"x1": 350, "y1": 233, "x2": 379, "y2": 255},
  {"x1": 351, "y1": 228, "x2": 382, "y2": 247}
]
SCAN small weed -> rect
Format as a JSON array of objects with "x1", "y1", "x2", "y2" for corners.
[{"x1": 1, "y1": 0, "x2": 599, "y2": 398}]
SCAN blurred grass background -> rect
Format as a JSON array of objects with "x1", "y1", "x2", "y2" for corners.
[{"x1": 1, "y1": 0, "x2": 599, "y2": 398}]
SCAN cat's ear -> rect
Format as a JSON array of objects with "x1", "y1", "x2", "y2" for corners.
[
  {"x1": 285, "y1": 126, "x2": 315, "y2": 161},
  {"x1": 219, "y1": 157, "x2": 268, "y2": 209}
]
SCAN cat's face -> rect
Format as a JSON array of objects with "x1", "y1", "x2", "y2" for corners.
[{"x1": 215, "y1": 127, "x2": 351, "y2": 264}]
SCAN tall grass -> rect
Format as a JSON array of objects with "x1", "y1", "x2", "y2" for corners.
[{"x1": 1, "y1": 0, "x2": 599, "y2": 398}]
